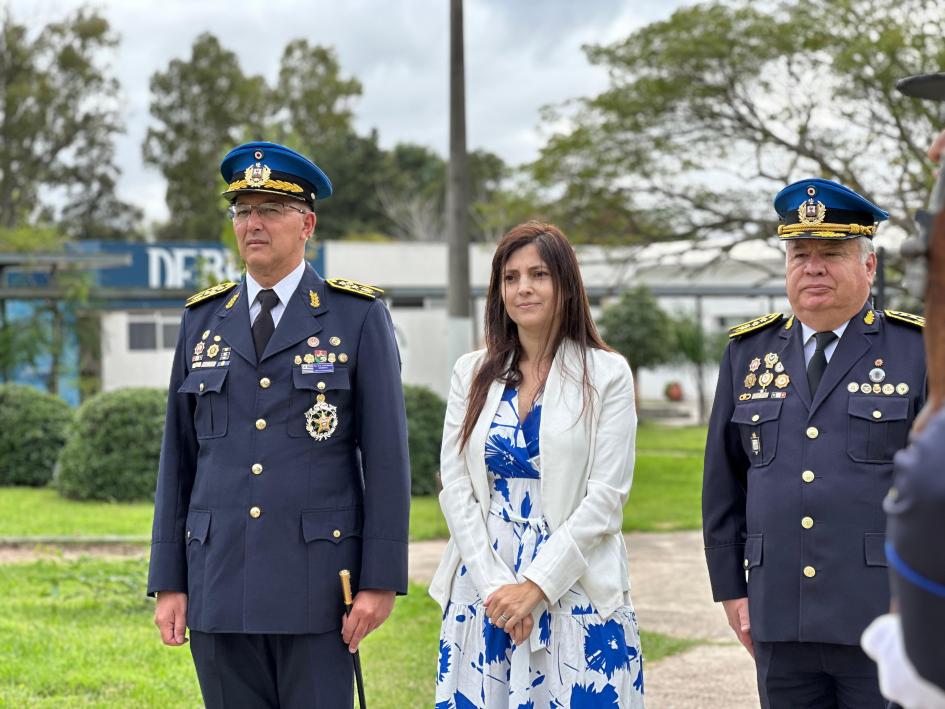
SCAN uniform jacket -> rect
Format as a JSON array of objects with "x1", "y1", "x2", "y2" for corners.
[
  {"x1": 887, "y1": 406, "x2": 945, "y2": 690},
  {"x1": 703, "y1": 303, "x2": 926, "y2": 645},
  {"x1": 147, "y1": 264, "x2": 410, "y2": 634},
  {"x1": 429, "y1": 341, "x2": 637, "y2": 650}
]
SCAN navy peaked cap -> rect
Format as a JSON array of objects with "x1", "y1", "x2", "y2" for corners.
[
  {"x1": 220, "y1": 141, "x2": 332, "y2": 208},
  {"x1": 774, "y1": 178, "x2": 888, "y2": 240}
]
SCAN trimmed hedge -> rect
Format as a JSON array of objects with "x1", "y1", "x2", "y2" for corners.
[
  {"x1": 0, "y1": 383, "x2": 73, "y2": 486},
  {"x1": 55, "y1": 388, "x2": 166, "y2": 501},
  {"x1": 404, "y1": 384, "x2": 446, "y2": 496}
]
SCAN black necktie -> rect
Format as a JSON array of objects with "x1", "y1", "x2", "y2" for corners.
[
  {"x1": 807, "y1": 331, "x2": 837, "y2": 396},
  {"x1": 252, "y1": 289, "x2": 279, "y2": 360}
]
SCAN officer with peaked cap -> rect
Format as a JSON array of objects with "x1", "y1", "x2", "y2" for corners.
[
  {"x1": 147, "y1": 141, "x2": 410, "y2": 708},
  {"x1": 703, "y1": 178, "x2": 927, "y2": 708}
]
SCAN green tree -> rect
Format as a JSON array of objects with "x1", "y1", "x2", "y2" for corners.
[
  {"x1": 533, "y1": 0, "x2": 945, "y2": 246},
  {"x1": 670, "y1": 312, "x2": 728, "y2": 423},
  {"x1": 143, "y1": 33, "x2": 267, "y2": 242},
  {"x1": 0, "y1": 7, "x2": 139, "y2": 237},
  {"x1": 598, "y1": 286, "x2": 675, "y2": 403}
]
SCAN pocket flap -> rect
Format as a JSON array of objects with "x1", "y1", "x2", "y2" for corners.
[
  {"x1": 301, "y1": 507, "x2": 363, "y2": 544},
  {"x1": 745, "y1": 533, "x2": 763, "y2": 569},
  {"x1": 731, "y1": 400, "x2": 783, "y2": 425},
  {"x1": 864, "y1": 532, "x2": 887, "y2": 567},
  {"x1": 292, "y1": 366, "x2": 350, "y2": 391},
  {"x1": 186, "y1": 509, "x2": 211, "y2": 544},
  {"x1": 178, "y1": 368, "x2": 229, "y2": 396},
  {"x1": 848, "y1": 396, "x2": 910, "y2": 422}
]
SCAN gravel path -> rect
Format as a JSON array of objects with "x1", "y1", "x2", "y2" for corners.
[{"x1": 3, "y1": 530, "x2": 760, "y2": 707}]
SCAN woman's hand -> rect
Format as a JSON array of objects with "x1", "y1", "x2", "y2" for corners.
[{"x1": 484, "y1": 579, "x2": 547, "y2": 644}]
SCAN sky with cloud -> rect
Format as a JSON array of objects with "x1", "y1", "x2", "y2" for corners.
[{"x1": 9, "y1": 0, "x2": 688, "y2": 222}]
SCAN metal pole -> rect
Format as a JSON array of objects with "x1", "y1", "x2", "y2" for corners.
[{"x1": 446, "y1": 0, "x2": 472, "y2": 370}]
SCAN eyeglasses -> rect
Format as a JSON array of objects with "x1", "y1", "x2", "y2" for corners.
[{"x1": 228, "y1": 202, "x2": 308, "y2": 222}]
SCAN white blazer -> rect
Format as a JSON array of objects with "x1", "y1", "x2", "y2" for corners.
[{"x1": 429, "y1": 339, "x2": 638, "y2": 649}]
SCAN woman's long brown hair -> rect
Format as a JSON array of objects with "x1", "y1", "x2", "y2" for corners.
[{"x1": 458, "y1": 221, "x2": 611, "y2": 450}]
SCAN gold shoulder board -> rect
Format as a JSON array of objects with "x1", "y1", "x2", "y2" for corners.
[
  {"x1": 185, "y1": 281, "x2": 238, "y2": 308},
  {"x1": 728, "y1": 312, "x2": 784, "y2": 339},
  {"x1": 884, "y1": 309, "x2": 925, "y2": 329},
  {"x1": 327, "y1": 277, "x2": 384, "y2": 299}
]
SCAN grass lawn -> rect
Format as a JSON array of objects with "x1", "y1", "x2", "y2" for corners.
[
  {"x1": 0, "y1": 424, "x2": 708, "y2": 541},
  {"x1": 0, "y1": 558, "x2": 696, "y2": 707}
]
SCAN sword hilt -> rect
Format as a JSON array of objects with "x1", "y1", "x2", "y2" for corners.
[{"x1": 339, "y1": 569, "x2": 353, "y2": 610}]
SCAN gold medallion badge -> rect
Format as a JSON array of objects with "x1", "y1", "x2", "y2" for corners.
[
  {"x1": 244, "y1": 162, "x2": 272, "y2": 187},
  {"x1": 305, "y1": 394, "x2": 338, "y2": 441}
]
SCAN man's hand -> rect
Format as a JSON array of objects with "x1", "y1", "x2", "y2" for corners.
[
  {"x1": 341, "y1": 589, "x2": 395, "y2": 653},
  {"x1": 154, "y1": 591, "x2": 188, "y2": 646},
  {"x1": 484, "y1": 579, "x2": 546, "y2": 644},
  {"x1": 722, "y1": 597, "x2": 754, "y2": 657}
]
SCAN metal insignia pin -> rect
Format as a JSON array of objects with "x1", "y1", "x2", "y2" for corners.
[
  {"x1": 896, "y1": 383, "x2": 910, "y2": 395},
  {"x1": 774, "y1": 362, "x2": 785, "y2": 373},
  {"x1": 749, "y1": 357, "x2": 761, "y2": 373},
  {"x1": 882, "y1": 384, "x2": 894, "y2": 395},
  {"x1": 744, "y1": 373, "x2": 757, "y2": 389},
  {"x1": 294, "y1": 355, "x2": 303, "y2": 365},
  {"x1": 330, "y1": 336, "x2": 341, "y2": 347},
  {"x1": 305, "y1": 397, "x2": 338, "y2": 441},
  {"x1": 860, "y1": 383, "x2": 872, "y2": 394},
  {"x1": 202, "y1": 330, "x2": 210, "y2": 340},
  {"x1": 869, "y1": 368, "x2": 885, "y2": 383},
  {"x1": 308, "y1": 336, "x2": 319, "y2": 347},
  {"x1": 847, "y1": 382, "x2": 859, "y2": 393},
  {"x1": 764, "y1": 353, "x2": 778, "y2": 369}
]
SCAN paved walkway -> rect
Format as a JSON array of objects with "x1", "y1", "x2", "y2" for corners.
[{"x1": 411, "y1": 531, "x2": 759, "y2": 708}]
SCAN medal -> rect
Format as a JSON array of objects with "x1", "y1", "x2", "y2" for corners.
[
  {"x1": 744, "y1": 373, "x2": 757, "y2": 389},
  {"x1": 774, "y1": 373, "x2": 790, "y2": 389},
  {"x1": 194, "y1": 341, "x2": 205, "y2": 356},
  {"x1": 774, "y1": 362, "x2": 785, "y2": 373},
  {"x1": 305, "y1": 394, "x2": 338, "y2": 441},
  {"x1": 308, "y1": 336, "x2": 320, "y2": 347},
  {"x1": 294, "y1": 355, "x2": 303, "y2": 365},
  {"x1": 758, "y1": 371, "x2": 774, "y2": 388},
  {"x1": 329, "y1": 336, "x2": 341, "y2": 347},
  {"x1": 847, "y1": 382, "x2": 859, "y2": 393},
  {"x1": 896, "y1": 383, "x2": 910, "y2": 395},
  {"x1": 338, "y1": 353, "x2": 349, "y2": 363},
  {"x1": 749, "y1": 357, "x2": 761, "y2": 373},
  {"x1": 869, "y1": 368, "x2": 885, "y2": 383},
  {"x1": 764, "y1": 353, "x2": 778, "y2": 369},
  {"x1": 882, "y1": 384, "x2": 894, "y2": 395},
  {"x1": 207, "y1": 344, "x2": 220, "y2": 358},
  {"x1": 304, "y1": 354, "x2": 315, "y2": 364},
  {"x1": 860, "y1": 383, "x2": 872, "y2": 394}
]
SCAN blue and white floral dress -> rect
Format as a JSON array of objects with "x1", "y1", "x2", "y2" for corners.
[{"x1": 435, "y1": 385, "x2": 645, "y2": 709}]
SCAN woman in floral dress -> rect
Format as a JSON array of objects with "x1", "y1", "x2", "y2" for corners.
[{"x1": 430, "y1": 222, "x2": 645, "y2": 708}]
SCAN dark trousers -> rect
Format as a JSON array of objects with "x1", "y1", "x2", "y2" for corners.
[
  {"x1": 190, "y1": 631, "x2": 353, "y2": 709},
  {"x1": 754, "y1": 641, "x2": 888, "y2": 709}
]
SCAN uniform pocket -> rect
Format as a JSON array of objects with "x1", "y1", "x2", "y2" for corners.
[
  {"x1": 184, "y1": 508, "x2": 211, "y2": 626},
  {"x1": 178, "y1": 368, "x2": 230, "y2": 439},
  {"x1": 288, "y1": 366, "x2": 350, "y2": 438},
  {"x1": 301, "y1": 507, "x2": 363, "y2": 629},
  {"x1": 847, "y1": 396, "x2": 911, "y2": 464},
  {"x1": 731, "y1": 400, "x2": 783, "y2": 467}
]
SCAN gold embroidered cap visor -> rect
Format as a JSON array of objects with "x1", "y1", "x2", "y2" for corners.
[
  {"x1": 220, "y1": 141, "x2": 332, "y2": 209},
  {"x1": 773, "y1": 177, "x2": 888, "y2": 241}
]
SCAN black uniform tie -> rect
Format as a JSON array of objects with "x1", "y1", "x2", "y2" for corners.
[
  {"x1": 252, "y1": 289, "x2": 280, "y2": 359},
  {"x1": 807, "y1": 331, "x2": 837, "y2": 396}
]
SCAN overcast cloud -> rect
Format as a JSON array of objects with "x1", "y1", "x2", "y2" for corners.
[{"x1": 8, "y1": 0, "x2": 687, "y2": 222}]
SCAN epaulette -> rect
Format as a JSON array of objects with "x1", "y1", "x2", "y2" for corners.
[
  {"x1": 884, "y1": 309, "x2": 925, "y2": 330},
  {"x1": 327, "y1": 277, "x2": 384, "y2": 299},
  {"x1": 728, "y1": 313, "x2": 783, "y2": 339},
  {"x1": 185, "y1": 281, "x2": 238, "y2": 308}
]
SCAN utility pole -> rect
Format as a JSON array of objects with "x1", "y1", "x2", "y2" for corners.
[{"x1": 447, "y1": 0, "x2": 472, "y2": 370}]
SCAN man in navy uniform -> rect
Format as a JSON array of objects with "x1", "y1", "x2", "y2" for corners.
[
  {"x1": 147, "y1": 141, "x2": 410, "y2": 708},
  {"x1": 702, "y1": 178, "x2": 927, "y2": 708}
]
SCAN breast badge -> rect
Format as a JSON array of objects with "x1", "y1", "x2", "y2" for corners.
[
  {"x1": 305, "y1": 394, "x2": 337, "y2": 441},
  {"x1": 742, "y1": 352, "x2": 789, "y2": 399}
]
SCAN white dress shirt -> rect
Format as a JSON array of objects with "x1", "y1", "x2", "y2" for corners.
[
  {"x1": 246, "y1": 260, "x2": 306, "y2": 328},
  {"x1": 801, "y1": 319, "x2": 849, "y2": 366}
]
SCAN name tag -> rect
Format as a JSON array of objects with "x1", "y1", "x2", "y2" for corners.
[{"x1": 301, "y1": 363, "x2": 334, "y2": 374}]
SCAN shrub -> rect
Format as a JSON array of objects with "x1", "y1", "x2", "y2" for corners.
[
  {"x1": 0, "y1": 383, "x2": 73, "y2": 486},
  {"x1": 55, "y1": 388, "x2": 166, "y2": 501},
  {"x1": 404, "y1": 384, "x2": 446, "y2": 496}
]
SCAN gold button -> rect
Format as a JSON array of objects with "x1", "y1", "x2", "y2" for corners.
[
  {"x1": 872, "y1": 410, "x2": 882, "y2": 419},
  {"x1": 332, "y1": 529, "x2": 341, "y2": 538},
  {"x1": 338, "y1": 353, "x2": 348, "y2": 363},
  {"x1": 186, "y1": 530, "x2": 191, "y2": 539},
  {"x1": 803, "y1": 566, "x2": 816, "y2": 578},
  {"x1": 256, "y1": 418, "x2": 267, "y2": 430},
  {"x1": 802, "y1": 470, "x2": 815, "y2": 483},
  {"x1": 199, "y1": 382, "x2": 205, "y2": 392},
  {"x1": 317, "y1": 381, "x2": 326, "y2": 391},
  {"x1": 886, "y1": 486, "x2": 899, "y2": 502},
  {"x1": 249, "y1": 506, "x2": 261, "y2": 519},
  {"x1": 251, "y1": 463, "x2": 263, "y2": 475},
  {"x1": 260, "y1": 377, "x2": 271, "y2": 389},
  {"x1": 801, "y1": 516, "x2": 814, "y2": 529},
  {"x1": 751, "y1": 414, "x2": 760, "y2": 422},
  {"x1": 806, "y1": 426, "x2": 819, "y2": 439},
  {"x1": 743, "y1": 559, "x2": 749, "y2": 568}
]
